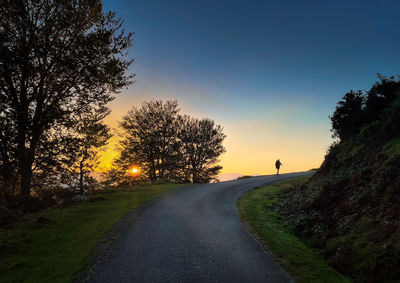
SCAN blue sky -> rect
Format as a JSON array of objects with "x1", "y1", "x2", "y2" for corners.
[{"x1": 100, "y1": 0, "x2": 400, "y2": 179}]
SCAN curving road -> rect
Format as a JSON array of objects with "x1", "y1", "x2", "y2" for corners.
[{"x1": 85, "y1": 172, "x2": 311, "y2": 283}]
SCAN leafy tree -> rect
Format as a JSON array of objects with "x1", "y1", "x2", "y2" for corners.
[
  {"x1": 118, "y1": 100, "x2": 180, "y2": 181},
  {"x1": 61, "y1": 108, "x2": 111, "y2": 193},
  {"x1": 29, "y1": 123, "x2": 77, "y2": 190},
  {"x1": 176, "y1": 115, "x2": 226, "y2": 183},
  {"x1": 364, "y1": 75, "x2": 400, "y2": 123},
  {"x1": 330, "y1": 75, "x2": 400, "y2": 141},
  {"x1": 330, "y1": 90, "x2": 364, "y2": 140},
  {"x1": 110, "y1": 100, "x2": 226, "y2": 184},
  {"x1": 0, "y1": 0, "x2": 133, "y2": 196}
]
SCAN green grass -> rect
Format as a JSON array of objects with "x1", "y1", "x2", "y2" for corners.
[
  {"x1": 238, "y1": 177, "x2": 351, "y2": 283},
  {"x1": 0, "y1": 184, "x2": 180, "y2": 283},
  {"x1": 383, "y1": 138, "x2": 400, "y2": 157}
]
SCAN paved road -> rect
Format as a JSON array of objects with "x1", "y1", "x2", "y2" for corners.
[{"x1": 86, "y1": 172, "x2": 311, "y2": 283}]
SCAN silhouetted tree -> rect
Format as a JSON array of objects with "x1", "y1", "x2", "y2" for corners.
[
  {"x1": 364, "y1": 75, "x2": 400, "y2": 123},
  {"x1": 177, "y1": 115, "x2": 226, "y2": 183},
  {"x1": 29, "y1": 123, "x2": 77, "y2": 190},
  {"x1": 110, "y1": 100, "x2": 226, "y2": 184},
  {"x1": 117, "y1": 100, "x2": 180, "y2": 181},
  {"x1": 330, "y1": 90, "x2": 364, "y2": 140},
  {"x1": 0, "y1": 112, "x2": 18, "y2": 195},
  {"x1": 330, "y1": 75, "x2": 400, "y2": 141},
  {"x1": 61, "y1": 108, "x2": 111, "y2": 193},
  {"x1": 0, "y1": 0, "x2": 133, "y2": 196}
]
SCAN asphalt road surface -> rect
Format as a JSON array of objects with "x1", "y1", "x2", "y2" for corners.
[{"x1": 86, "y1": 172, "x2": 312, "y2": 283}]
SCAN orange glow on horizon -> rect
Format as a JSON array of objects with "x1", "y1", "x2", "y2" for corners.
[{"x1": 96, "y1": 95, "x2": 332, "y2": 182}]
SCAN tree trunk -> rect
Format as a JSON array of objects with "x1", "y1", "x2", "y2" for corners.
[
  {"x1": 79, "y1": 161, "x2": 84, "y2": 194},
  {"x1": 11, "y1": 179, "x2": 16, "y2": 196},
  {"x1": 149, "y1": 161, "x2": 157, "y2": 181},
  {"x1": 17, "y1": 101, "x2": 34, "y2": 197},
  {"x1": 20, "y1": 157, "x2": 33, "y2": 197},
  {"x1": 192, "y1": 169, "x2": 198, "y2": 183}
]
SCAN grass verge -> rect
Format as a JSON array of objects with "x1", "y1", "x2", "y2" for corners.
[
  {"x1": 237, "y1": 176, "x2": 351, "y2": 283},
  {"x1": 0, "y1": 183, "x2": 180, "y2": 283}
]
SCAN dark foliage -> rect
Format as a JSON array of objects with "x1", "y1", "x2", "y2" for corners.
[
  {"x1": 59, "y1": 108, "x2": 111, "y2": 194},
  {"x1": 105, "y1": 100, "x2": 226, "y2": 184},
  {"x1": 278, "y1": 75, "x2": 400, "y2": 282},
  {"x1": 0, "y1": 0, "x2": 133, "y2": 199},
  {"x1": 330, "y1": 90, "x2": 364, "y2": 139},
  {"x1": 118, "y1": 100, "x2": 180, "y2": 182},
  {"x1": 330, "y1": 75, "x2": 400, "y2": 140},
  {"x1": 176, "y1": 115, "x2": 225, "y2": 183}
]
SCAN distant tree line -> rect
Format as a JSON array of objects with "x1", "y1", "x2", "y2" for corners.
[
  {"x1": 104, "y1": 100, "x2": 226, "y2": 185},
  {"x1": 330, "y1": 74, "x2": 400, "y2": 142}
]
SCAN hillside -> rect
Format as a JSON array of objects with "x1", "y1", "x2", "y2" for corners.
[{"x1": 277, "y1": 76, "x2": 400, "y2": 282}]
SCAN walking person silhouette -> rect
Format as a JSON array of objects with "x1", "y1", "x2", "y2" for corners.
[{"x1": 275, "y1": 159, "x2": 282, "y2": 175}]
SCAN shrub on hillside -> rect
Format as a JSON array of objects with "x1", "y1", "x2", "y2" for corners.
[
  {"x1": 277, "y1": 75, "x2": 400, "y2": 282},
  {"x1": 330, "y1": 75, "x2": 400, "y2": 141}
]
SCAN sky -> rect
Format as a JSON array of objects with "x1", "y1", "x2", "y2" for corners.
[{"x1": 99, "y1": 0, "x2": 400, "y2": 180}]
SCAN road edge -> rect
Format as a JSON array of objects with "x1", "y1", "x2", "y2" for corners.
[{"x1": 72, "y1": 184, "x2": 194, "y2": 282}]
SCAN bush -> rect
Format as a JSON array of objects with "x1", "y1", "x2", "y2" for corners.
[
  {"x1": 330, "y1": 75, "x2": 400, "y2": 141},
  {"x1": 0, "y1": 204, "x2": 19, "y2": 228}
]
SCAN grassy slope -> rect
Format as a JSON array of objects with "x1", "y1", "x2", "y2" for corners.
[
  {"x1": 0, "y1": 184, "x2": 179, "y2": 283},
  {"x1": 297, "y1": 137, "x2": 400, "y2": 281},
  {"x1": 238, "y1": 176, "x2": 350, "y2": 283}
]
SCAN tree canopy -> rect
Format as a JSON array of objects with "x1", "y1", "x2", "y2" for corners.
[
  {"x1": 330, "y1": 75, "x2": 400, "y2": 141},
  {"x1": 107, "y1": 100, "x2": 226, "y2": 184},
  {"x1": 0, "y1": 0, "x2": 133, "y2": 196}
]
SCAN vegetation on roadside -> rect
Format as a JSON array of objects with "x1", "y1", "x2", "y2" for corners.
[
  {"x1": 0, "y1": 0, "x2": 134, "y2": 199},
  {"x1": 238, "y1": 176, "x2": 350, "y2": 283},
  {"x1": 0, "y1": 183, "x2": 179, "y2": 283},
  {"x1": 0, "y1": 1, "x2": 225, "y2": 221},
  {"x1": 275, "y1": 76, "x2": 400, "y2": 282}
]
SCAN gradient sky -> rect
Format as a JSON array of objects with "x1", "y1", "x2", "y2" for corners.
[{"x1": 100, "y1": 0, "x2": 400, "y2": 180}]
